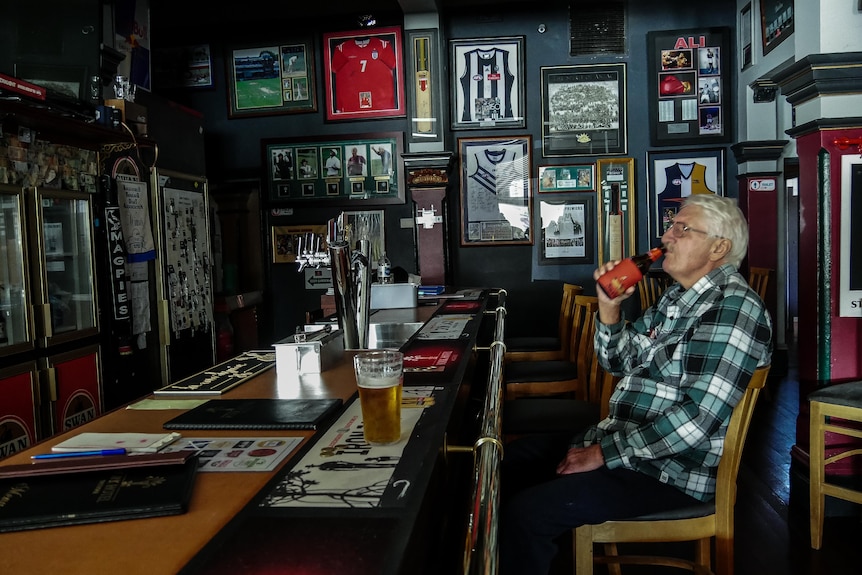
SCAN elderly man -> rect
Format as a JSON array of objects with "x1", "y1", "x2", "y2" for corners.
[{"x1": 500, "y1": 194, "x2": 772, "y2": 574}]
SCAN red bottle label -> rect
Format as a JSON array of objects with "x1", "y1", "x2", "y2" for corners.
[{"x1": 598, "y1": 259, "x2": 642, "y2": 299}]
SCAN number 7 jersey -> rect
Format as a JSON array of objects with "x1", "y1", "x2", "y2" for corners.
[{"x1": 330, "y1": 38, "x2": 397, "y2": 113}]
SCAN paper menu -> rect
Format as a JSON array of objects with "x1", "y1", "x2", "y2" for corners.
[{"x1": 51, "y1": 432, "x2": 183, "y2": 453}]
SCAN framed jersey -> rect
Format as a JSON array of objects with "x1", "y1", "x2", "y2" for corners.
[
  {"x1": 449, "y1": 36, "x2": 526, "y2": 131},
  {"x1": 647, "y1": 148, "x2": 725, "y2": 241},
  {"x1": 322, "y1": 26, "x2": 406, "y2": 121}
]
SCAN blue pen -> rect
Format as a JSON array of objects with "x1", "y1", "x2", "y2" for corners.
[{"x1": 31, "y1": 448, "x2": 127, "y2": 460}]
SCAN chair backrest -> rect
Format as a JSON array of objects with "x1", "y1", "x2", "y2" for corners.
[
  {"x1": 558, "y1": 284, "x2": 584, "y2": 357},
  {"x1": 748, "y1": 267, "x2": 771, "y2": 301},
  {"x1": 715, "y1": 365, "x2": 771, "y2": 518},
  {"x1": 569, "y1": 295, "x2": 598, "y2": 401},
  {"x1": 637, "y1": 270, "x2": 672, "y2": 311}
]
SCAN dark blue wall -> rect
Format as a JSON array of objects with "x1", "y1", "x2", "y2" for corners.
[{"x1": 150, "y1": 0, "x2": 738, "y2": 344}]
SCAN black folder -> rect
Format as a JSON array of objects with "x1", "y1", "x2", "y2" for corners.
[{"x1": 162, "y1": 398, "x2": 343, "y2": 431}]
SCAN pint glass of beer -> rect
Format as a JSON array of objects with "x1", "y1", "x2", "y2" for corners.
[{"x1": 353, "y1": 350, "x2": 403, "y2": 445}]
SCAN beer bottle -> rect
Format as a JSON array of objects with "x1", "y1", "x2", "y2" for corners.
[{"x1": 598, "y1": 246, "x2": 666, "y2": 299}]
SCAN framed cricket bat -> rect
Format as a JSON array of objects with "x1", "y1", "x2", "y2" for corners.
[
  {"x1": 596, "y1": 158, "x2": 637, "y2": 265},
  {"x1": 405, "y1": 29, "x2": 443, "y2": 144}
]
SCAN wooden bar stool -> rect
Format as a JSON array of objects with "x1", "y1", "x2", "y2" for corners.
[{"x1": 808, "y1": 380, "x2": 862, "y2": 549}]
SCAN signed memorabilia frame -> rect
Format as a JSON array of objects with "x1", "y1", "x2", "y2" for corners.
[
  {"x1": 540, "y1": 63, "x2": 627, "y2": 157},
  {"x1": 322, "y1": 26, "x2": 406, "y2": 121},
  {"x1": 537, "y1": 194, "x2": 595, "y2": 265},
  {"x1": 225, "y1": 40, "x2": 317, "y2": 118},
  {"x1": 449, "y1": 36, "x2": 526, "y2": 130},
  {"x1": 647, "y1": 148, "x2": 725, "y2": 241},
  {"x1": 760, "y1": 0, "x2": 794, "y2": 56},
  {"x1": 647, "y1": 27, "x2": 731, "y2": 146},
  {"x1": 537, "y1": 164, "x2": 595, "y2": 193},
  {"x1": 404, "y1": 28, "x2": 444, "y2": 144},
  {"x1": 596, "y1": 158, "x2": 637, "y2": 265},
  {"x1": 458, "y1": 135, "x2": 532, "y2": 246},
  {"x1": 262, "y1": 132, "x2": 404, "y2": 205}
]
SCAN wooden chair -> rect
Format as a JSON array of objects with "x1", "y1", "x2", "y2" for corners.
[
  {"x1": 748, "y1": 267, "x2": 771, "y2": 301},
  {"x1": 638, "y1": 269, "x2": 672, "y2": 312},
  {"x1": 807, "y1": 380, "x2": 862, "y2": 549},
  {"x1": 503, "y1": 335, "x2": 618, "y2": 438},
  {"x1": 573, "y1": 364, "x2": 771, "y2": 575},
  {"x1": 504, "y1": 295, "x2": 598, "y2": 400},
  {"x1": 506, "y1": 283, "x2": 583, "y2": 362}
]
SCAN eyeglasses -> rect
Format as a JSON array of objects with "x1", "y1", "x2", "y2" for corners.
[{"x1": 666, "y1": 221, "x2": 716, "y2": 238}]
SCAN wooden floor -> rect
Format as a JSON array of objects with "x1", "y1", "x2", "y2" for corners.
[{"x1": 549, "y1": 348, "x2": 862, "y2": 574}]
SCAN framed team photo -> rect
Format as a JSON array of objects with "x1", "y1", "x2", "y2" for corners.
[
  {"x1": 647, "y1": 27, "x2": 731, "y2": 146},
  {"x1": 261, "y1": 132, "x2": 405, "y2": 205},
  {"x1": 537, "y1": 164, "x2": 595, "y2": 193},
  {"x1": 449, "y1": 36, "x2": 526, "y2": 130},
  {"x1": 322, "y1": 26, "x2": 406, "y2": 121},
  {"x1": 540, "y1": 63, "x2": 627, "y2": 157},
  {"x1": 458, "y1": 135, "x2": 532, "y2": 246},
  {"x1": 647, "y1": 148, "x2": 725, "y2": 241},
  {"x1": 225, "y1": 39, "x2": 317, "y2": 119}
]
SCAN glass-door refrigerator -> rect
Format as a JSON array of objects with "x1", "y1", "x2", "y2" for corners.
[{"x1": 0, "y1": 183, "x2": 103, "y2": 459}]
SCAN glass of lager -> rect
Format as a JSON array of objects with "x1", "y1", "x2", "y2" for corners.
[{"x1": 353, "y1": 350, "x2": 403, "y2": 445}]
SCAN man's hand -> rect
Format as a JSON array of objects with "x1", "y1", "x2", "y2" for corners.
[
  {"x1": 594, "y1": 261, "x2": 635, "y2": 325},
  {"x1": 556, "y1": 443, "x2": 605, "y2": 475}
]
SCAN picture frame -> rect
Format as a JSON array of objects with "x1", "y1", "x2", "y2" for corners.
[
  {"x1": 226, "y1": 39, "x2": 317, "y2": 119},
  {"x1": 405, "y1": 28, "x2": 444, "y2": 144},
  {"x1": 537, "y1": 194, "x2": 595, "y2": 265},
  {"x1": 760, "y1": 0, "x2": 794, "y2": 56},
  {"x1": 596, "y1": 158, "x2": 637, "y2": 264},
  {"x1": 262, "y1": 132, "x2": 404, "y2": 205},
  {"x1": 343, "y1": 210, "x2": 385, "y2": 268},
  {"x1": 458, "y1": 135, "x2": 532, "y2": 246},
  {"x1": 740, "y1": 3, "x2": 753, "y2": 69},
  {"x1": 449, "y1": 36, "x2": 526, "y2": 130},
  {"x1": 271, "y1": 224, "x2": 328, "y2": 264},
  {"x1": 540, "y1": 63, "x2": 627, "y2": 156},
  {"x1": 647, "y1": 27, "x2": 731, "y2": 146},
  {"x1": 322, "y1": 26, "x2": 406, "y2": 121},
  {"x1": 538, "y1": 164, "x2": 595, "y2": 193},
  {"x1": 647, "y1": 148, "x2": 725, "y2": 241},
  {"x1": 183, "y1": 44, "x2": 213, "y2": 88}
]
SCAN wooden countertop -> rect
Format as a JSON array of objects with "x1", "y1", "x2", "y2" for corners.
[{"x1": 0, "y1": 302, "x2": 462, "y2": 575}]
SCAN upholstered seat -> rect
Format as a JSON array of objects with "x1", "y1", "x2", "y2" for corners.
[
  {"x1": 808, "y1": 380, "x2": 862, "y2": 550},
  {"x1": 504, "y1": 296, "x2": 598, "y2": 400},
  {"x1": 505, "y1": 283, "x2": 583, "y2": 362}
]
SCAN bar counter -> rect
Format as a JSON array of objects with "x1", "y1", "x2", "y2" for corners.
[{"x1": 0, "y1": 297, "x2": 490, "y2": 575}]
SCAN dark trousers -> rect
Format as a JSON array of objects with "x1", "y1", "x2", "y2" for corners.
[{"x1": 499, "y1": 433, "x2": 700, "y2": 575}]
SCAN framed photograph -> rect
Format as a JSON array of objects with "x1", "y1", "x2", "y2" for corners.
[
  {"x1": 226, "y1": 39, "x2": 317, "y2": 119},
  {"x1": 760, "y1": 0, "x2": 794, "y2": 56},
  {"x1": 449, "y1": 36, "x2": 526, "y2": 130},
  {"x1": 540, "y1": 63, "x2": 627, "y2": 156},
  {"x1": 343, "y1": 210, "x2": 385, "y2": 268},
  {"x1": 458, "y1": 136, "x2": 532, "y2": 246},
  {"x1": 322, "y1": 26, "x2": 406, "y2": 121},
  {"x1": 271, "y1": 224, "x2": 328, "y2": 264},
  {"x1": 538, "y1": 164, "x2": 595, "y2": 193},
  {"x1": 647, "y1": 27, "x2": 731, "y2": 146},
  {"x1": 262, "y1": 132, "x2": 404, "y2": 205},
  {"x1": 647, "y1": 148, "x2": 725, "y2": 241},
  {"x1": 405, "y1": 28, "x2": 444, "y2": 144},
  {"x1": 537, "y1": 194, "x2": 595, "y2": 265},
  {"x1": 740, "y1": 4, "x2": 753, "y2": 69},
  {"x1": 596, "y1": 158, "x2": 637, "y2": 264}
]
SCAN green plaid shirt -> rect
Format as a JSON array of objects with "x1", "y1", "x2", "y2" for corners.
[{"x1": 580, "y1": 264, "x2": 773, "y2": 501}]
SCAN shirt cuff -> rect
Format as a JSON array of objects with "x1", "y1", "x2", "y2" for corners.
[{"x1": 600, "y1": 434, "x2": 626, "y2": 469}]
